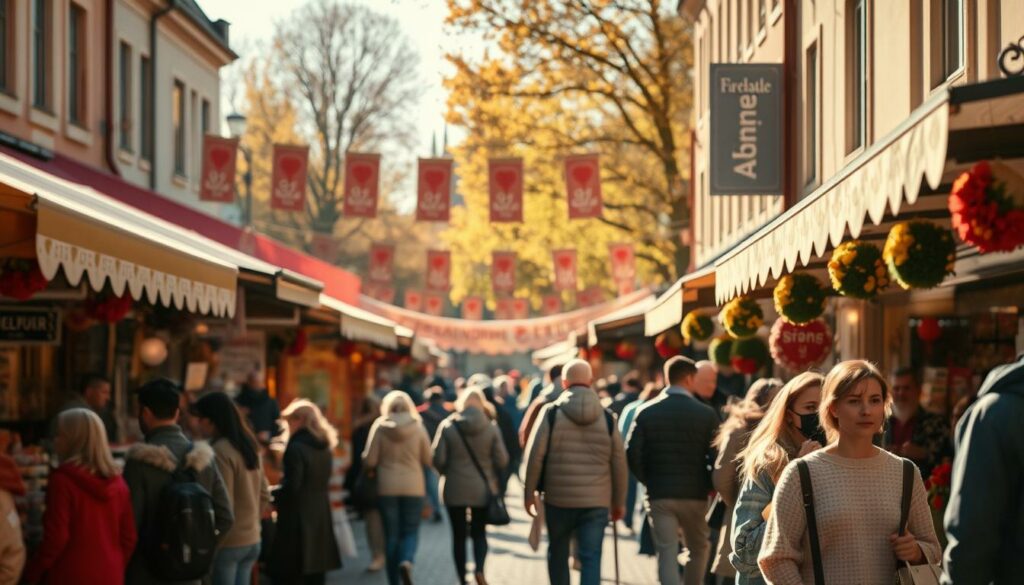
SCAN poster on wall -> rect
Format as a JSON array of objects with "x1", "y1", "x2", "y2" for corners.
[{"x1": 217, "y1": 330, "x2": 266, "y2": 388}]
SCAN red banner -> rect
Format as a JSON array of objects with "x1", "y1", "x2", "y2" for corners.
[
  {"x1": 542, "y1": 294, "x2": 562, "y2": 316},
  {"x1": 552, "y1": 249, "x2": 577, "y2": 291},
  {"x1": 578, "y1": 285, "x2": 607, "y2": 307},
  {"x1": 616, "y1": 279, "x2": 635, "y2": 297},
  {"x1": 426, "y1": 250, "x2": 451, "y2": 292},
  {"x1": 565, "y1": 154, "x2": 602, "y2": 219},
  {"x1": 404, "y1": 289, "x2": 423, "y2": 312},
  {"x1": 271, "y1": 144, "x2": 309, "y2": 211},
  {"x1": 343, "y1": 152, "x2": 381, "y2": 218},
  {"x1": 488, "y1": 158, "x2": 524, "y2": 222},
  {"x1": 424, "y1": 292, "x2": 445, "y2": 316},
  {"x1": 512, "y1": 298, "x2": 530, "y2": 319},
  {"x1": 492, "y1": 251, "x2": 517, "y2": 295},
  {"x1": 368, "y1": 243, "x2": 394, "y2": 283},
  {"x1": 364, "y1": 282, "x2": 395, "y2": 304},
  {"x1": 416, "y1": 158, "x2": 452, "y2": 222},
  {"x1": 494, "y1": 297, "x2": 514, "y2": 320},
  {"x1": 462, "y1": 296, "x2": 483, "y2": 321},
  {"x1": 199, "y1": 135, "x2": 238, "y2": 202},
  {"x1": 609, "y1": 243, "x2": 636, "y2": 284},
  {"x1": 309, "y1": 233, "x2": 337, "y2": 262}
]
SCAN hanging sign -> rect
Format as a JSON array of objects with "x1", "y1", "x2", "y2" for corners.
[
  {"x1": 494, "y1": 297, "x2": 515, "y2": 320},
  {"x1": 710, "y1": 64, "x2": 783, "y2": 195},
  {"x1": 416, "y1": 158, "x2": 452, "y2": 222},
  {"x1": 271, "y1": 144, "x2": 309, "y2": 211},
  {"x1": 578, "y1": 285, "x2": 607, "y2": 307},
  {"x1": 542, "y1": 295, "x2": 562, "y2": 316},
  {"x1": 462, "y1": 296, "x2": 483, "y2": 321},
  {"x1": 552, "y1": 249, "x2": 577, "y2": 291},
  {"x1": 489, "y1": 158, "x2": 524, "y2": 222},
  {"x1": 609, "y1": 243, "x2": 636, "y2": 284},
  {"x1": 0, "y1": 307, "x2": 61, "y2": 345},
  {"x1": 512, "y1": 298, "x2": 530, "y2": 320},
  {"x1": 364, "y1": 282, "x2": 395, "y2": 304},
  {"x1": 426, "y1": 250, "x2": 451, "y2": 292},
  {"x1": 565, "y1": 154, "x2": 603, "y2": 219},
  {"x1": 368, "y1": 244, "x2": 395, "y2": 283},
  {"x1": 424, "y1": 292, "x2": 445, "y2": 316},
  {"x1": 199, "y1": 135, "x2": 238, "y2": 203},
  {"x1": 404, "y1": 289, "x2": 423, "y2": 312},
  {"x1": 769, "y1": 318, "x2": 833, "y2": 372},
  {"x1": 617, "y1": 279, "x2": 636, "y2": 296},
  {"x1": 343, "y1": 152, "x2": 381, "y2": 218},
  {"x1": 492, "y1": 251, "x2": 517, "y2": 295}
]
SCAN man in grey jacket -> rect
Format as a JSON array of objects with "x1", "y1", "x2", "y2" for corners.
[
  {"x1": 943, "y1": 354, "x2": 1024, "y2": 585},
  {"x1": 124, "y1": 379, "x2": 233, "y2": 585}
]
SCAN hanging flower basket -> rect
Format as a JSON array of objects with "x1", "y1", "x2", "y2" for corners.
[
  {"x1": 84, "y1": 293, "x2": 134, "y2": 323},
  {"x1": 708, "y1": 336, "x2": 733, "y2": 367},
  {"x1": 720, "y1": 296, "x2": 763, "y2": 339},
  {"x1": 769, "y1": 318, "x2": 832, "y2": 372},
  {"x1": 0, "y1": 259, "x2": 49, "y2": 300},
  {"x1": 773, "y1": 273, "x2": 828, "y2": 325},
  {"x1": 654, "y1": 330, "x2": 684, "y2": 359},
  {"x1": 614, "y1": 340, "x2": 637, "y2": 361},
  {"x1": 883, "y1": 221, "x2": 956, "y2": 289},
  {"x1": 828, "y1": 240, "x2": 889, "y2": 299},
  {"x1": 681, "y1": 311, "x2": 715, "y2": 344},
  {"x1": 287, "y1": 330, "x2": 308, "y2": 356},
  {"x1": 729, "y1": 336, "x2": 770, "y2": 375},
  {"x1": 949, "y1": 161, "x2": 1024, "y2": 253}
]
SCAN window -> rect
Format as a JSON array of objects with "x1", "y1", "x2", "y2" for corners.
[
  {"x1": 32, "y1": 0, "x2": 50, "y2": 109},
  {"x1": 849, "y1": 0, "x2": 867, "y2": 152},
  {"x1": 804, "y1": 42, "x2": 819, "y2": 187},
  {"x1": 940, "y1": 0, "x2": 963, "y2": 80},
  {"x1": 119, "y1": 42, "x2": 132, "y2": 150},
  {"x1": 724, "y1": 0, "x2": 730, "y2": 61},
  {"x1": 738, "y1": 0, "x2": 745, "y2": 50},
  {"x1": 0, "y1": 0, "x2": 13, "y2": 93},
  {"x1": 68, "y1": 3, "x2": 86, "y2": 125},
  {"x1": 173, "y1": 80, "x2": 185, "y2": 175},
  {"x1": 200, "y1": 98, "x2": 210, "y2": 136},
  {"x1": 139, "y1": 55, "x2": 152, "y2": 161},
  {"x1": 758, "y1": 0, "x2": 767, "y2": 32}
]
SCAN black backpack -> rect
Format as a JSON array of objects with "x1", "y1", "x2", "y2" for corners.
[
  {"x1": 145, "y1": 446, "x2": 218, "y2": 580},
  {"x1": 536, "y1": 405, "x2": 615, "y2": 492}
]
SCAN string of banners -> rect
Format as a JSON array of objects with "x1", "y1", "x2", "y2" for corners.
[{"x1": 199, "y1": 138, "x2": 605, "y2": 221}]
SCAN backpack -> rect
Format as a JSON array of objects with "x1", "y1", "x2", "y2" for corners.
[
  {"x1": 536, "y1": 405, "x2": 615, "y2": 492},
  {"x1": 145, "y1": 445, "x2": 218, "y2": 581}
]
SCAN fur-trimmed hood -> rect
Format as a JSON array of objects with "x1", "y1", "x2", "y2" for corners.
[{"x1": 127, "y1": 440, "x2": 216, "y2": 473}]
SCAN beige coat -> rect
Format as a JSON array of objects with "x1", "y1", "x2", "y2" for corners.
[
  {"x1": 523, "y1": 386, "x2": 628, "y2": 510},
  {"x1": 212, "y1": 439, "x2": 270, "y2": 549},
  {"x1": 432, "y1": 407, "x2": 510, "y2": 508},
  {"x1": 362, "y1": 412, "x2": 433, "y2": 497},
  {"x1": 0, "y1": 490, "x2": 24, "y2": 585}
]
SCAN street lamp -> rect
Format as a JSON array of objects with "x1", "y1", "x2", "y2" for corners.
[{"x1": 226, "y1": 112, "x2": 254, "y2": 226}]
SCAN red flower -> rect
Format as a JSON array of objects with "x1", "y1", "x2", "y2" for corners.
[
  {"x1": 0, "y1": 260, "x2": 49, "y2": 300},
  {"x1": 930, "y1": 494, "x2": 945, "y2": 510},
  {"x1": 950, "y1": 161, "x2": 1024, "y2": 253}
]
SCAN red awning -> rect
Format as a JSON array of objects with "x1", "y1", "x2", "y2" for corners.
[{"x1": 3, "y1": 148, "x2": 360, "y2": 303}]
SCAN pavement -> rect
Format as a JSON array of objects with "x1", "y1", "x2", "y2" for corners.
[{"x1": 328, "y1": 484, "x2": 659, "y2": 585}]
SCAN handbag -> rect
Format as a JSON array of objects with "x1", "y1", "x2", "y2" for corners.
[
  {"x1": 331, "y1": 506, "x2": 358, "y2": 559},
  {"x1": 895, "y1": 459, "x2": 942, "y2": 585},
  {"x1": 454, "y1": 422, "x2": 511, "y2": 526},
  {"x1": 796, "y1": 461, "x2": 826, "y2": 585},
  {"x1": 351, "y1": 468, "x2": 378, "y2": 509}
]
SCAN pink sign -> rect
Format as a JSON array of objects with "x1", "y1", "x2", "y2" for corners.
[
  {"x1": 416, "y1": 158, "x2": 452, "y2": 222},
  {"x1": 462, "y1": 296, "x2": 483, "y2": 320},
  {"x1": 271, "y1": 144, "x2": 309, "y2": 211},
  {"x1": 491, "y1": 251, "x2": 517, "y2": 295},
  {"x1": 404, "y1": 289, "x2": 423, "y2": 312},
  {"x1": 565, "y1": 154, "x2": 602, "y2": 219},
  {"x1": 552, "y1": 249, "x2": 577, "y2": 291},
  {"x1": 199, "y1": 135, "x2": 238, "y2": 203},
  {"x1": 426, "y1": 250, "x2": 451, "y2": 292},
  {"x1": 489, "y1": 158, "x2": 524, "y2": 222},
  {"x1": 343, "y1": 152, "x2": 381, "y2": 218},
  {"x1": 368, "y1": 244, "x2": 394, "y2": 283}
]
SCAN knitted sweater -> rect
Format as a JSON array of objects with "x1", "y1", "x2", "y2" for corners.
[{"x1": 758, "y1": 448, "x2": 940, "y2": 585}]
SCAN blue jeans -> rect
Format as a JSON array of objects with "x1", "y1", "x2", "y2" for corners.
[
  {"x1": 378, "y1": 496, "x2": 424, "y2": 585},
  {"x1": 424, "y1": 468, "x2": 442, "y2": 518},
  {"x1": 545, "y1": 504, "x2": 608, "y2": 585},
  {"x1": 212, "y1": 543, "x2": 260, "y2": 585}
]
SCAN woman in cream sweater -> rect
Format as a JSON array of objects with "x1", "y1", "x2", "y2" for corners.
[{"x1": 757, "y1": 361, "x2": 940, "y2": 584}]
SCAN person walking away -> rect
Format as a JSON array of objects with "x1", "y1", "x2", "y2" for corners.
[
  {"x1": 267, "y1": 399, "x2": 341, "y2": 584},
  {"x1": 523, "y1": 359, "x2": 627, "y2": 585},
  {"x1": 729, "y1": 373, "x2": 823, "y2": 584},
  {"x1": 625, "y1": 357, "x2": 718, "y2": 585},
  {"x1": 191, "y1": 392, "x2": 271, "y2": 585},
  {"x1": 618, "y1": 382, "x2": 663, "y2": 534},
  {"x1": 758, "y1": 361, "x2": 940, "y2": 583},
  {"x1": 609, "y1": 376, "x2": 643, "y2": 418},
  {"x1": 942, "y1": 353, "x2": 1024, "y2": 585},
  {"x1": 363, "y1": 391, "x2": 433, "y2": 585},
  {"x1": 883, "y1": 367, "x2": 951, "y2": 479},
  {"x1": 25, "y1": 408, "x2": 135, "y2": 584},
  {"x1": 344, "y1": 397, "x2": 385, "y2": 572},
  {"x1": 715, "y1": 362, "x2": 747, "y2": 400},
  {"x1": 709, "y1": 379, "x2": 783, "y2": 585},
  {"x1": 494, "y1": 375, "x2": 524, "y2": 430},
  {"x1": 472, "y1": 376, "x2": 520, "y2": 496},
  {"x1": 124, "y1": 379, "x2": 233, "y2": 585},
  {"x1": 519, "y1": 363, "x2": 564, "y2": 449},
  {"x1": 234, "y1": 372, "x2": 280, "y2": 446},
  {"x1": 54, "y1": 373, "x2": 119, "y2": 444},
  {"x1": 0, "y1": 452, "x2": 25, "y2": 584},
  {"x1": 432, "y1": 386, "x2": 509, "y2": 585},
  {"x1": 417, "y1": 387, "x2": 449, "y2": 523}
]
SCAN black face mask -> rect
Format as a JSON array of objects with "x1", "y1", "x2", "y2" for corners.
[{"x1": 792, "y1": 411, "x2": 826, "y2": 445}]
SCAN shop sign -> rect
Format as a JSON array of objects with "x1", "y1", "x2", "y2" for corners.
[
  {"x1": 710, "y1": 63, "x2": 783, "y2": 195},
  {"x1": 0, "y1": 307, "x2": 61, "y2": 345}
]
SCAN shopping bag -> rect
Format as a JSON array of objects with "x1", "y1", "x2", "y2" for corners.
[{"x1": 332, "y1": 507, "x2": 357, "y2": 559}]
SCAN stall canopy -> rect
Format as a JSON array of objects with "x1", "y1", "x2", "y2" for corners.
[
  {"x1": 531, "y1": 333, "x2": 580, "y2": 368},
  {"x1": 643, "y1": 265, "x2": 716, "y2": 337},
  {"x1": 715, "y1": 76, "x2": 1024, "y2": 303},
  {"x1": 321, "y1": 295, "x2": 401, "y2": 349},
  {"x1": 587, "y1": 294, "x2": 656, "y2": 347}
]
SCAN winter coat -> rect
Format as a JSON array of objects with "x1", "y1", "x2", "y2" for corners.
[
  {"x1": 268, "y1": 428, "x2": 341, "y2": 577},
  {"x1": 24, "y1": 463, "x2": 136, "y2": 585},
  {"x1": 211, "y1": 438, "x2": 269, "y2": 549},
  {"x1": 432, "y1": 407, "x2": 510, "y2": 508},
  {"x1": 710, "y1": 421, "x2": 755, "y2": 577},
  {"x1": 484, "y1": 388, "x2": 522, "y2": 464},
  {"x1": 523, "y1": 385, "x2": 628, "y2": 510},
  {"x1": 363, "y1": 412, "x2": 433, "y2": 497},
  {"x1": 626, "y1": 388, "x2": 719, "y2": 500},
  {"x1": 518, "y1": 383, "x2": 562, "y2": 448},
  {"x1": 123, "y1": 425, "x2": 234, "y2": 585},
  {"x1": 943, "y1": 354, "x2": 1024, "y2": 585},
  {"x1": 0, "y1": 455, "x2": 25, "y2": 585}
]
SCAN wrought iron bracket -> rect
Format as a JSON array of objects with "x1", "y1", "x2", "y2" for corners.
[{"x1": 998, "y1": 36, "x2": 1024, "y2": 77}]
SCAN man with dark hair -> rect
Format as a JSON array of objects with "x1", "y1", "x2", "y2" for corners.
[
  {"x1": 123, "y1": 379, "x2": 233, "y2": 585},
  {"x1": 54, "y1": 373, "x2": 119, "y2": 443},
  {"x1": 519, "y1": 362, "x2": 564, "y2": 448},
  {"x1": 609, "y1": 376, "x2": 643, "y2": 417},
  {"x1": 234, "y1": 371, "x2": 280, "y2": 445},
  {"x1": 884, "y1": 366, "x2": 951, "y2": 478},
  {"x1": 626, "y1": 356, "x2": 718, "y2": 585}
]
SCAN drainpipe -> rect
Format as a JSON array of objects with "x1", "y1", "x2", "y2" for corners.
[
  {"x1": 103, "y1": 0, "x2": 120, "y2": 176},
  {"x1": 148, "y1": 0, "x2": 176, "y2": 190}
]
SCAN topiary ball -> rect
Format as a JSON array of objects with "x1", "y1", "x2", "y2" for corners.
[{"x1": 773, "y1": 273, "x2": 827, "y2": 325}]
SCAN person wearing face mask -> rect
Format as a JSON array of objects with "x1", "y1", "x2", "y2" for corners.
[
  {"x1": 882, "y1": 368, "x2": 951, "y2": 479},
  {"x1": 758, "y1": 361, "x2": 940, "y2": 583},
  {"x1": 729, "y1": 372, "x2": 824, "y2": 584}
]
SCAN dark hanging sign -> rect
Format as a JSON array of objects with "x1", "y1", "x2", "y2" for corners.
[
  {"x1": 0, "y1": 307, "x2": 61, "y2": 345},
  {"x1": 710, "y1": 63, "x2": 783, "y2": 195}
]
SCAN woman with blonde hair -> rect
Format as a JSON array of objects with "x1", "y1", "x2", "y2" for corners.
[
  {"x1": 728, "y1": 372, "x2": 824, "y2": 584},
  {"x1": 268, "y1": 399, "x2": 341, "y2": 584},
  {"x1": 25, "y1": 408, "x2": 136, "y2": 584},
  {"x1": 758, "y1": 360, "x2": 940, "y2": 583},
  {"x1": 432, "y1": 386, "x2": 509, "y2": 585},
  {"x1": 363, "y1": 391, "x2": 433, "y2": 585}
]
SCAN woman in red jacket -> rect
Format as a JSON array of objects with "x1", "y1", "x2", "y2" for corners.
[{"x1": 24, "y1": 408, "x2": 136, "y2": 585}]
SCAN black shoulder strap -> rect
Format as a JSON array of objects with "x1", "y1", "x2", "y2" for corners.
[
  {"x1": 796, "y1": 461, "x2": 825, "y2": 585},
  {"x1": 544, "y1": 406, "x2": 558, "y2": 455},
  {"x1": 899, "y1": 458, "x2": 914, "y2": 535},
  {"x1": 453, "y1": 423, "x2": 496, "y2": 497},
  {"x1": 603, "y1": 410, "x2": 614, "y2": 436}
]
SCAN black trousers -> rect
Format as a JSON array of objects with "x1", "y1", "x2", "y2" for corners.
[{"x1": 448, "y1": 506, "x2": 488, "y2": 581}]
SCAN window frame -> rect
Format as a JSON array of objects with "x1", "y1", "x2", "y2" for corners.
[
  {"x1": 32, "y1": 0, "x2": 51, "y2": 111},
  {"x1": 803, "y1": 40, "x2": 820, "y2": 191},
  {"x1": 847, "y1": 0, "x2": 868, "y2": 154},
  {"x1": 172, "y1": 79, "x2": 186, "y2": 177},
  {"x1": 139, "y1": 54, "x2": 152, "y2": 162},
  {"x1": 930, "y1": 0, "x2": 965, "y2": 88},
  {"x1": 0, "y1": 0, "x2": 13, "y2": 95},
  {"x1": 67, "y1": 2, "x2": 86, "y2": 127},
  {"x1": 118, "y1": 41, "x2": 132, "y2": 151}
]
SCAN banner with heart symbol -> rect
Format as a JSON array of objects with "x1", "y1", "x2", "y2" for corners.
[
  {"x1": 565, "y1": 154, "x2": 603, "y2": 219},
  {"x1": 578, "y1": 285, "x2": 607, "y2": 307},
  {"x1": 488, "y1": 158, "x2": 524, "y2": 222},
  {"x1": 423, "y1": 292, "x2": 445, "y2": 316},
  {"x1": 608, "y1": 243, "x2": 636, "y2": 286},
  {"x1": 551, "y1": 249, "x2": 578, "y2": 291},
  {"x1": 492, "y1": 251, "x2": 517, "y2": 295},
  {"x1": 368, "y1": 243, "x2": 395, "y2": 284},
  {"x1": 271, "y1": 144, "x2": 309, "y2": 211},
  {"x1": 343, "y1": 152, "x2": 381, "y2": 218},
  {"x1": 404, "y1": 289, "x2": 424, "y2": 312},
  {"x1": 416, "y1": 158, "x2": 453, "y2": 222},
  {"x1": 425, "y1": 250, "x2": 451, "y2": 292},
  {"x1": 200, "y1": 136, "x2": 238, "y2": 203},
  {"x1": 365, "y1": 282, "x2": 395, "y2": 304},
  {"x1": 462, "y1": 296, "x2": 483, "y2": 321},
  {"x1": 542, "y1": 294, "x2": 562, "y2": 316},
  {"x1": 494, "y1": 297, "x2": 515, "y2": 320},
  {"x1": 512, "y1": 298, "x2": 530, "y2": 320}
]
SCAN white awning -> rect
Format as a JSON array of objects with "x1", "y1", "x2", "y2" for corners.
[
  {"x1": 321, "y1": 295, "x2": 399, "y2": 349},
  {"x1": 587, "y1": 294, "x2": 656, "y2": 346},
  {"x1": 643, "y1": 265, "x2": 716, "y2": 336}
]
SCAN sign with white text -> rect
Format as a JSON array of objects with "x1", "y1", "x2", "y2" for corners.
[{"x1": 710, "y1": 64, "x2": 783, "y2": 195}]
